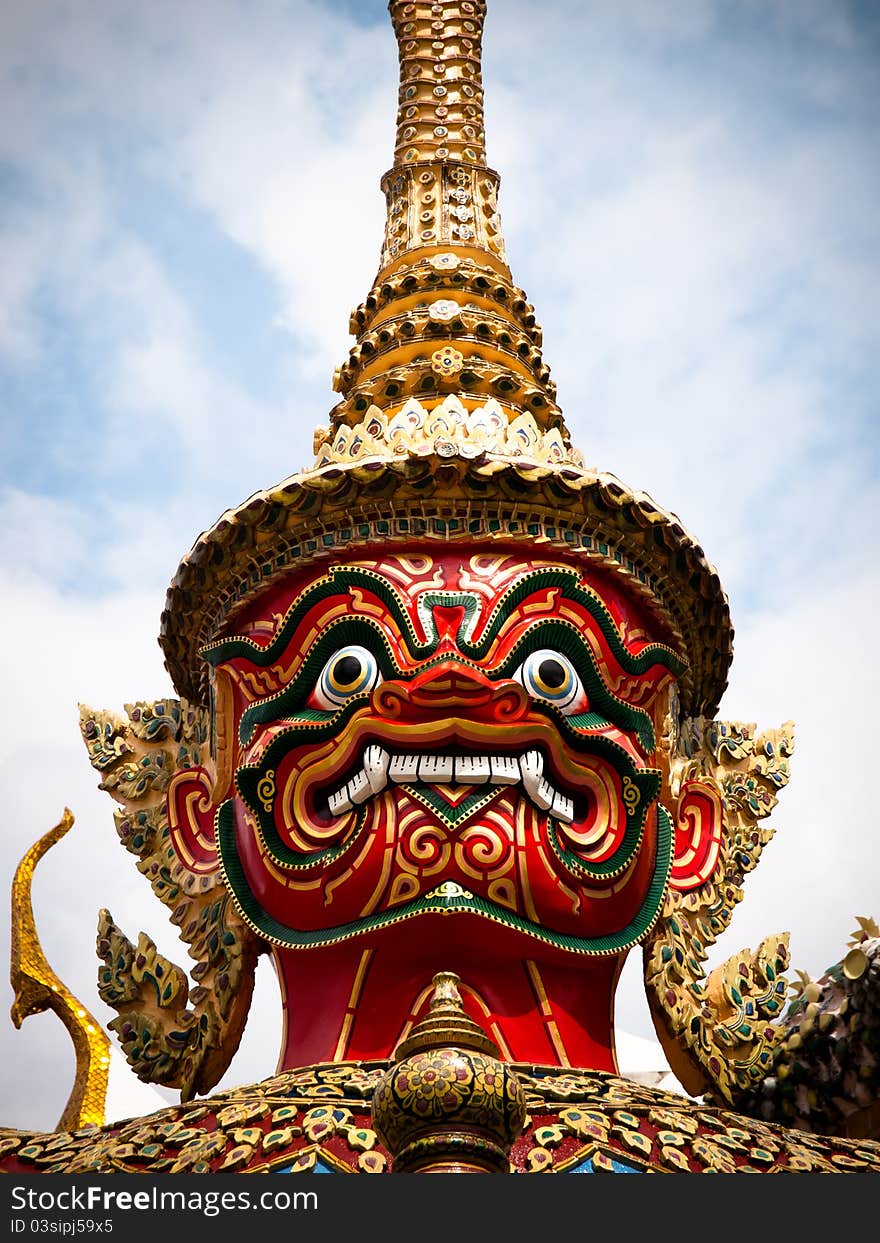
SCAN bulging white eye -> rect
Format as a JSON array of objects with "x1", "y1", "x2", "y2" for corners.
[
  {"x1": 515, "y1": 650, "x2": 586, "y2": 715},
  {"x1": 313, "y1": 646, "x2": 381, "y2": 710}
]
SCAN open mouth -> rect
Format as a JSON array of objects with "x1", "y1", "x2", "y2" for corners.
[{"x1": 321, "y1": 743, "x2": 580, "y2": 823}]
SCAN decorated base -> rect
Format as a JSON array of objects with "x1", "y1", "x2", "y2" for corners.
[{"x1": 2, "y1": 1064, "x2": 879, "y2": 1175}]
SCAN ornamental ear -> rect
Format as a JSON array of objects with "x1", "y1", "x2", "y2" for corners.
[
  {"x1": 167, "y1": 767, "x2": 220, "y2": 874},
  {"x1": 644, "y1": 718, "x2": 794, "y2": 1103},
  {"x1": 79, "y1": 696, "x2": 259, "y2": 1097},
  {"x1": 668, "y1": 778, "x2": 724, "y2": 891}
]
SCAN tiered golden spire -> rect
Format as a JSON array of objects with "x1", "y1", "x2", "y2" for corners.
[
  {"x1": 320, "y1": 0, "x2": 566, "y2": 462},
  {"x1": 381, "y1": 0, "x2": 499, "y2": 262},
  {"x1": 389, "y1": 0, "x2": 490, "y2": 170}
]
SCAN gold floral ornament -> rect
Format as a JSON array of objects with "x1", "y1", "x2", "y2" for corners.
[
  {"x1": 430, "y1": 253, "x2": 460, "y2": 273},
  {"x1": 311, "y1": 393, "x2": 579, "y2": 470},
  {"x1": 4, "y1": 1059, "x2": 879, "y2": 1174},
  {"x1": 431, "y1": 345, "x2": 465, "y2": 381}
]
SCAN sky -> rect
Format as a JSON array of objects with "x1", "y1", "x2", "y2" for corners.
[{"x1": 1, "y1": 0, "x2": 878, "y2": 1132}]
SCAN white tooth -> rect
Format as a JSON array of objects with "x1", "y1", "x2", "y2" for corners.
[
  {"x1": 520, "y1": 750, "x2": 551, "y2": 809},
  {"x1": 418, "y1": 754, "x2": 455, "y2": 782},
  {"x1": 390, "y1": 754, "x2": 420, "y2": 783},
  {"x1": 329, "y1": 788, "x2": 354, "y2": 815},
  {"x1": 347, "y1": 770, "x2": 371, "y2": 804},
  {"x1": 454, "y1": 755, "x2": 491, "y2": 784},
  {"x1": 520, "y1": 750, "x2": 543, "y2": 779},
  {"x1": 364, "y1": 744, "x2": 390, "y2": 794},
  {"x1": 520, "y1": 765, "x2": 539, "y2": 801},
  {"x1": 551, "y1": 790, "x2": 575, "y2": 823},
  {"x1": 534, "y1": 776, "x2": 555, "y2": 811},
  {"x1": 489, "y1": 756, "x2": 520, "y2": 785}
]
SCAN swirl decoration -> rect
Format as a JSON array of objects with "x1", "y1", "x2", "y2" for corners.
[
  {"x1": 400, "y1": 825, "x2": 451, "y2": 871},
  {"x1": 670, "y1": 779, "x2": 723, "y2": 890},
  {"x1": 257, "y1": 770, "x2": 276, "y2": 814},
  {"x1": 167, "y1": 769, "x2": 219, "y2": 874},
  {"x1": 549, "y1": 763, "x2": 659, "y2": 881},
  {"x1": 455, "y1": 823, "x2": 512, "y2": 877},
  {"x1": 622, "y1": 776, "x2": 640, "y2": 815},
  {"x1": 552, "y1": 767, "x2": 620, "y2": 858},
  {"x1": 643, "y1": 714, "x2": 795, "y2": 1102}
]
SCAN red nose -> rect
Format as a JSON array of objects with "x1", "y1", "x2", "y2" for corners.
[{"x1": 371, "y1": 660, "x2": 529, "y2": 725}]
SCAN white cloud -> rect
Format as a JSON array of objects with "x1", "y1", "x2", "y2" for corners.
[
  {"x1": 714, "y1": 567, "x2": 880, "y2": 965},
  {"x1": 0, "y1": 490, "x2": 90, "y2": 584}
]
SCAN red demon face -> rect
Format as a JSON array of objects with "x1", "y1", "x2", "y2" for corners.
[{"x1": 198, "y1": 548, "x2": 684, "y2": 958}]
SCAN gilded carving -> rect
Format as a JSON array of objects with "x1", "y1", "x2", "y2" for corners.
[
  {"x1": 644, "y1": 715, "x2": 795, "y2": 1101},
  {"x1": 78, "y1": 698, "x2": 261, "y2": 1098},
  {"x1": 9, "y1": 812, "x2": 111, "y2": 1130},
  {"x1": 3, "y1": 1061, "x2": 878, "y2": 1174}
]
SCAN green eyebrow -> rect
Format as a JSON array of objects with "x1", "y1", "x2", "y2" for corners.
[
  {"x1": 236, "y1": 616, "x2": 403, "y2": 746},
  {"x1": 202, "y1": 566, "x2": 684, "y2": 680},
  {"x1": 200, "y1": 567, "x2": 432, "y2": 670},
  {"x1": 494, "y1": 621, "x2": 658, "y2": 752},
  {"x1": 458, "y1": 566, "x2": 685, "y2": 678}
]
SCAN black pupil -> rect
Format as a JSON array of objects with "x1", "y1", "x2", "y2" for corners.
[
  {"x1": 538, "y1": 658, "x2": 566, "y2": 689},
  {"x1": 335, "y1": 654, "x2": 363, "y2": 688}
]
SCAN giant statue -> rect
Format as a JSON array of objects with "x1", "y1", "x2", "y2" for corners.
[{"x1": 3, "y1": 1, "x2": 879, "y2": 1175}]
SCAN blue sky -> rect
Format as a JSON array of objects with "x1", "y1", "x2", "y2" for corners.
[{"x1": 1, "y1": 0, "x2": 878, "y2": 1129}]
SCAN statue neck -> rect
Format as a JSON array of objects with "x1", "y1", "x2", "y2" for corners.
[{"x1": 270, "y1": 920, "x2": 625, "y2": 1072}]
